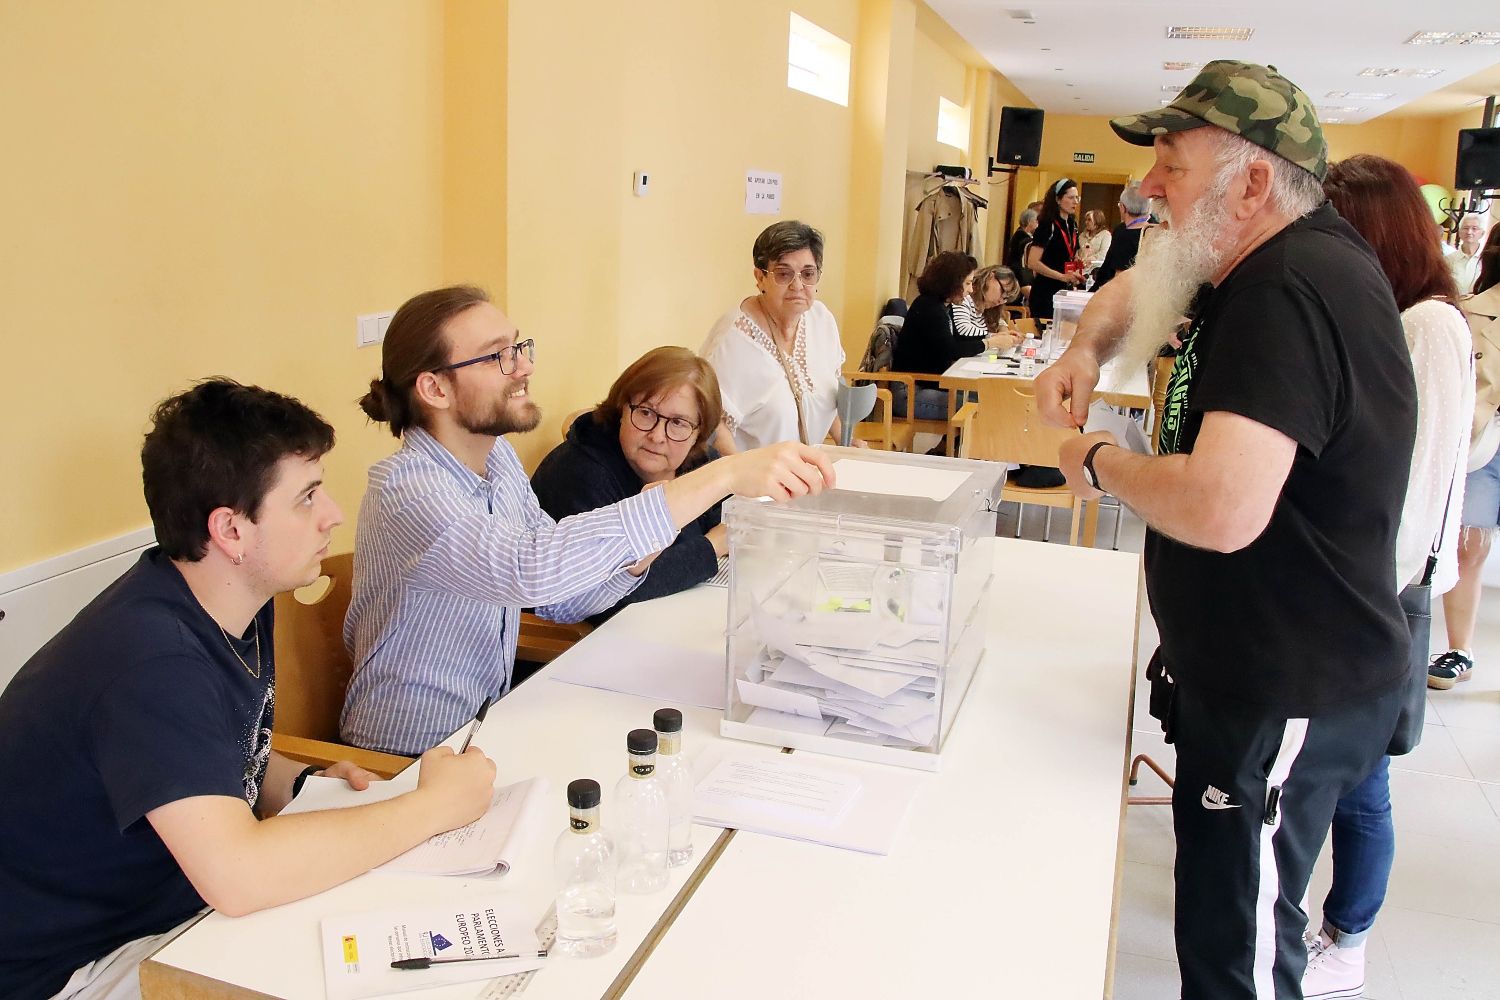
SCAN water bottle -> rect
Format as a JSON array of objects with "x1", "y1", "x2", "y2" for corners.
[
  {"x1": 653, "y1": 708, "x2": 694, "y2": 867},
  {"x1": 613, "y1": 729, "x2": 669, "y2": 893},
  {"x1": 553, "y1": 778, "x2": 617, "y2": 957}
]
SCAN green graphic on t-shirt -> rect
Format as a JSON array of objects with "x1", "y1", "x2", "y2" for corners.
[{"x1": 1158, "y1": 319, "x2": 1204, "y2": 456}]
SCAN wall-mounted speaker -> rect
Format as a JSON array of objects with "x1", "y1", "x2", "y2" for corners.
[
  {"x1": 996, "y1": 107, "x2": 1045, "y2": 167},
  {"x1": 1456, "y1": 128, "x2": 1500, "y2": 191}
]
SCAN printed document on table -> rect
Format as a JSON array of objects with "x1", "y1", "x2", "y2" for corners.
[
  {"x1": 830, "y1": 458, "x2": 971, "y2": 502},
  {"x1": 283, "y1": 775, "x2": 547, "y2": 877},
  {"x1": 694, "y1": 753, "x2": 923, "y2": 855},
  {"x1": 321, "y1": 896, "x2": 544, "y2": 1000}
]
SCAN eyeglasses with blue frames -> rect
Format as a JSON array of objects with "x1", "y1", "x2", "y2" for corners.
[
  {"x1": 627, "y1": 403, "x2": 699, "y2": 443},
  {"x1": 435, "y1": 339, "x2": 536, "y2": 375}
]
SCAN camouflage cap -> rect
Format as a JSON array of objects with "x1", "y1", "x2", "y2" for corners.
[{"x1": 1110, "y1": 60, "x2": 1328, "y2": 180}]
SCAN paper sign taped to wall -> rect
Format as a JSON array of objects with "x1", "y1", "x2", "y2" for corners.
[{"x1": 746, "y1": 170, "x2": 782, "y2": 214}]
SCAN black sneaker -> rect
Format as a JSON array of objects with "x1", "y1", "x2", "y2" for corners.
[{"x1": 1428, "y1": 650, "x2": 1474, "y2": 690}]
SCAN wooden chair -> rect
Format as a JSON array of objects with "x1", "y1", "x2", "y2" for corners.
[
  {"x1": 843, "y1": 370, "x2": 916, "y2": 452},
  {"x1": 1010, "y1": 317, "x2": 1040, "y2": 338},
  {"x1": 1002, "y1": 303, "x2": 1030, "y2": 322},
  {"x1": 517, "y1": 612, "x2": 592, "y2": 664},
  {"x1": 561, "y1": 407, "x2": 590, "y2": 438},
  {"x1": 271, "y1": 553, "x2": 413, "y2": 778},
  {"x1": 1150, "y1": 355, "x2": 1174, "y2": 453},
  {"x1": 958, "y1": 383, "x2": 1099, "y2": 547}
]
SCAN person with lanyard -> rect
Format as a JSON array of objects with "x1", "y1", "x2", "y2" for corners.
[
  {"x1": 1025, "y1": 177, "x2": 1084, "y2": 321},
  {"x1": 1093, "y1": 181, "x2": 1154, "y2": 290}
]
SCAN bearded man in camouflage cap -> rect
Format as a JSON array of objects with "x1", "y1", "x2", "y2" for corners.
[{"x1": 1038, "y1": 61, "x2": 1418, "y2": 999}]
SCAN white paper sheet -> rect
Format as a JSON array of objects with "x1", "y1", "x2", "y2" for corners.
[
  {"x1": 1082, "y1": 399, "x2": 1152, "y2": 454},
  {"x1": 284, "y1": 776, "x2": 546, "y2": 877},
  {"x1": 320, "y1": 896, "x2": 544, "y2": 1000},
  {"x1": 696, "y1": 756, "x2": 860, "y2": 827},
  {"x1": 693, "y1": 753, "x2": 922, "y2": 855},
  {"x1": 548, "y1": 636, "x2": 725, "y2": 710},
  {"x1": 830, "y1": 458, "x2": 971, "y2": 502},
  {"x1": 736, "y1": 678, "x2": 824, "y2": 719}
]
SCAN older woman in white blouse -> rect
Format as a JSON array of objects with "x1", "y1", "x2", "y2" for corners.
[{"x1": 702, "y1": 221, "x2": 847, "y2": 453}]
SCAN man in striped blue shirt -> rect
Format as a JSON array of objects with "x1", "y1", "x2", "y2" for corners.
[{"x1": 341, "y1": 286, "x2": 833, "y2": 755}]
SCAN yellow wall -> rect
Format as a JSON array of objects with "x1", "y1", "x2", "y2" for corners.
[
  {"x1": 1, "y1": 1, "x2": 447, "y2": 572},
  {"x1": 1, "y1": 0, "x2": 1043, "y2": 573}
]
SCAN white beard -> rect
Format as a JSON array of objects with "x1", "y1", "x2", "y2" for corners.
[{"x1": 1112, "y1": 195, "x2": 1236, "y2": 381}]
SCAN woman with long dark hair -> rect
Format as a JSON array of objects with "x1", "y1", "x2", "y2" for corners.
[
  {"x1": 1301, "y1": 155, "x2": 1473, "y2": 998},
  {"x1": 1024, "y1": 177, "x2": 1083, "y2": 321}
]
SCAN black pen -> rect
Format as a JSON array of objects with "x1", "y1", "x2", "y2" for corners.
[
  {"x1": 392, "y1": 949, "x2": 548, "y2": 971},
  {"x1": 458, "y1": 696, "x2": 491, "y2": 753}
]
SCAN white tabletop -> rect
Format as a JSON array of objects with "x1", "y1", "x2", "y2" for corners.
[
  {"x1": 145, "y1": 538, "x2": 1141, "y2": 1000},
  {"x1": 940, "y1": 353, "x2": 1151, "y2": 405},
  {"x1": 620, "y1": 538, "x2": 1142, "y2": 1000}
]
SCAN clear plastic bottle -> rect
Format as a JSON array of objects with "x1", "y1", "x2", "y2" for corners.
[
  {"x1": 613, "y1": 729, "x2": 669, "y2": 893},
  {"x1": 653, "y1": 708, "x2": 694, "y2": 868},
  {"x1": 553, "y1": 778, "x2": 618, "y2": 957}
]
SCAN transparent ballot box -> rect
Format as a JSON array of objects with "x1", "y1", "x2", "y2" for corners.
[{"x1": 721, "y1": 448, "x2": 1004, "y2": 770}]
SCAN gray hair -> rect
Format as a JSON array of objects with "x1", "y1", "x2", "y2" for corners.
[
  {"x1": 752, "y1": 220, "x2": 825, "y2": 271},
  {"x1": 1210, "y1": 130, "x2": 1326, "y2": 220},
  {"x1": 1119, "y1": 182, "x2": 1150, "y2": 216},
  {"x1": 1019, "y1": 208, "x2": 1039, "y2": 228}
]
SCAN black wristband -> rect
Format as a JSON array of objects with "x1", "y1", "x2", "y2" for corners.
[
  {"x1": 1082, "y1": 441, "x2": 1114, "y2": 490},
  {"x1": 291, "y1": 764, "x2": 321, "y2": 798}
]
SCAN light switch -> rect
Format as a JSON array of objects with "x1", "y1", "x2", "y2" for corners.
[{"x1": 356, "y1": 311, "x2": 395, "y2": 349}]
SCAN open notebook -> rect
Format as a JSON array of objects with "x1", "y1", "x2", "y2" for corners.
[{"x1": 283, "y1": 772, "x2": 547, "y2": 877}]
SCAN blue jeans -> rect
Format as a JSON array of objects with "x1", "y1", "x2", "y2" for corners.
[
  {"x1": 1320, "y1": 755, "x2": 1393, "y2": 945},
  {"x1": 889, "y1": 383, "x2": 970, "y2": 422}
]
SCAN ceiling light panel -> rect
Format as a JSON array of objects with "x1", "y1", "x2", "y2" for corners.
[
  {"x1": 1162, "y1": 61, "x2": 1203, "y2": 71},
  {"x1": 1327, "y1": 91, "x2": 1395, "y2": 101},
  {"x1": 1359, "y1": 67, "x2": 1443, "y2": 79},
  {"x1": 1317, "y1": 105, "x2": 1366, "y2": 114},
  {"x1": 1405, "y1": 30, "x2": 1500, "y2": 46},
  {"x1": 1166, "y1": 26, "x2": 1254, "y2": 41}
]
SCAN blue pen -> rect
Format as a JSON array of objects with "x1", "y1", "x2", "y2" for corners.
[{"x1": 458, "y1": 696, "x2": 491, "y2": 753}]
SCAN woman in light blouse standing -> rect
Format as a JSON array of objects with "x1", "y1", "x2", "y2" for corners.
[
  {"x1": 702, "y1": 221, "x2": 847, "y2": 453},
  {"x1": 1078, "y1": 209, "x2": 1112, "y2": 275}
]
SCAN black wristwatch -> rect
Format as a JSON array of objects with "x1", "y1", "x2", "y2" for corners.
[
  {"x1": 1082, "y1": 441, "x2": 1113, "y2": 491},
  {"x1": 291, "y1": 764, "x2": 321, "y2": 798}
]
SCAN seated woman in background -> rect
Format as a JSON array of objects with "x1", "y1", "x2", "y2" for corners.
[
  {"x1": 968, "y1": 265, "x2": 1023, "y2": 340},
  {"x1": 701, "y1": 220, "x2": 847, "y2": 453},
  {"x1": 891, "y1": 251, "x2": 1009, "y2": 422},
  {"x1": 532, "y1": 347, "x2": 726, "y2": 624}
]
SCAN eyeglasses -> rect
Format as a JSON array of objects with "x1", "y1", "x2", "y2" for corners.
[
  {"x1": 435, "y1": 339, "x2": 536, "y2": 375},
  {"x1": 760, "y1": 265, "x2": 822, "y2": 287},
  {"x1": 628, "y1": 403, "x2": 699, "y2": 442}
]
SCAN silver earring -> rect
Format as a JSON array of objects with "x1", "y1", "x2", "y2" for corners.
[{"x1": 233, "y1": 554, "x2": 244, "y2": 566}]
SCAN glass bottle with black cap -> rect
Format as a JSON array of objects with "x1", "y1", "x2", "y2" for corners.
[
  {"x1": 653, "y1": 708, "x2": 695, "y2": 867},
  {"x1": 613, "y1": 729, "x2": 670, "y2": 893},
  {"x1": 553, "y1": 778, "x2": 618, "y2": 957}
]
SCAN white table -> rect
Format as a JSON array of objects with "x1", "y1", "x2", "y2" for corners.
[
  {"x1": 143, "y1": 538, "x2": 1141, "y2": 1000},
  {"x1": 940, "y1": 353, "x2": 1152, "y2": 409},
  {"x1": 620, "y1": 538, "x2": 1142, "y2": 1000}
]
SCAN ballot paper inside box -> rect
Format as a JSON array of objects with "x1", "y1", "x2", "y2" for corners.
[{"x1": 721, "y1": 447, "x2": 1003, "y2": 771}]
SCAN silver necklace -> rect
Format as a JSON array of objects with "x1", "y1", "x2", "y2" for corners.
[{"x1": 219, "y1": 619, "x2": 263, "y2": 681}]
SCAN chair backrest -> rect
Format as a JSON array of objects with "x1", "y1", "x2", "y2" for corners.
[
  {"x1": 964, "y1": 382, "x2": 1077, "y2": 468},
  {"x1": 561, "y1": 407, "x2": 591, "y2": 439},
  {"x1": 1152, "y1": 355, "x2": 1175, "y2": 452},
  {"x1": 272, "y1": 552, "x2": 355, "y2": 742},
  {"x1": 1011, "y1": 317, "x2": 1039, "y2": 338},
  {"x1": 835, "y1": 380, "x2": 878, "y2": 445}
]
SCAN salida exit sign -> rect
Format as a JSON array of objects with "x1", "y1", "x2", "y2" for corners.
[{"x1": 1074, "y1": 152, "x2": 1096, "y2": 164}]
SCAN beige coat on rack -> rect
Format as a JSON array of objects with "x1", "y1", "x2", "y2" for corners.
[{"x1": 902, "y1": 173, "x2": 988, "y2": 302}]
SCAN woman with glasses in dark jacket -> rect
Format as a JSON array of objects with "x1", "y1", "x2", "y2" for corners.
[{"x1": 532, "y1": 347, "x2": 727, "y2": 623}]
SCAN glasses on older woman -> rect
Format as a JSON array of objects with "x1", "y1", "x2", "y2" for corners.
[
  {"x1": 760, "y1": 264, "x2": 822, "y2": 286},
  {"x1": 628, "y1": 403, "x2": 698, "y2": 442}
]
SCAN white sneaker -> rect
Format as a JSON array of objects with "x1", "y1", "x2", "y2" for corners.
[{"x1": 1302, "y1": 929, "x2": 1366, "y2": 999}]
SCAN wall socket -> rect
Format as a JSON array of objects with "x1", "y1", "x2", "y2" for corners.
[{"x1": 356, "y1": 311, "x2": 394, "y2": 349}]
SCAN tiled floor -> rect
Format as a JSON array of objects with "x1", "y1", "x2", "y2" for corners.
[{"x1": 997, "y1": 500, "x2": 1500, "y2": 1000}]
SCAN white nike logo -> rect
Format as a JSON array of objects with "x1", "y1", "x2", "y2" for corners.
[{"x1": 1201, "y1": 785, "x2": 1242, "y2": 810}]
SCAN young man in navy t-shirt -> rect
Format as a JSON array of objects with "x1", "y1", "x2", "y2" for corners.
[{"x1": 0, "y1": 380, "x2": 498, "y2": 1000}]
